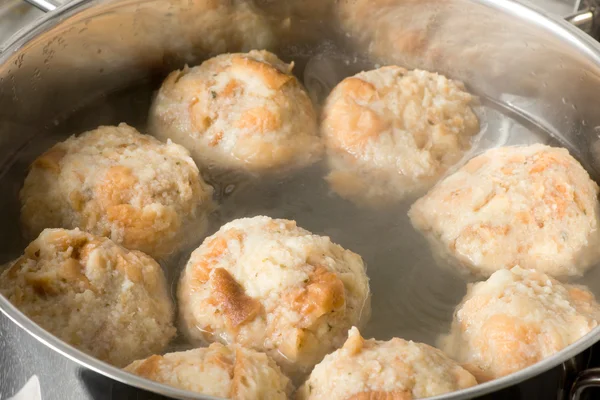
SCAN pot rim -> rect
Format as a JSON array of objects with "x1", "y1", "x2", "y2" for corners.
[{"x1": 2, "y1": 0, "x2": 600, "y2": 398}]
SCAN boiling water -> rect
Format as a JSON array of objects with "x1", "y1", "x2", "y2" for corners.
[{"x1": 0, "y1": 50, "x2": 580, "y2": 356}]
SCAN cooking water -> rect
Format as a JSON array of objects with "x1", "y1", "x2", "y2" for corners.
[{"x1": 0, "y1": 49, "x2": 591, "y2": 355}]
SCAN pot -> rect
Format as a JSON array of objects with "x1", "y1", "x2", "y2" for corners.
[{"x1": 3, "y1": 0, "x2": 600, "y2": 399}]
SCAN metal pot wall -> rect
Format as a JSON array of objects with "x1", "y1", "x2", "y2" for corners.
[{"x1": 4, "y1": 0, "x2": 600, "y2": 399}]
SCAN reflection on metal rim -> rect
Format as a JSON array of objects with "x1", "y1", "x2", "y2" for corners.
[
  {"x1": 1, "y1": 0, "x2": 600, "y2": 399},
  {"x1": 0, "y1": 296, "x2": 217, "y2": 400},
  {"x1": 23, "y1": 0, "x2": 61, "y2": 13}
]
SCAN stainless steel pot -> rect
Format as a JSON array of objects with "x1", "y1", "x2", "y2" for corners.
[{"x1": 4, "y1": 0, "x2": 600, "y2": 399}]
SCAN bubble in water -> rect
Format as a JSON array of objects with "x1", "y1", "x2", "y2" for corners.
[{"x1": 224, "y1": 184, "x2": 235, "y2": 195}]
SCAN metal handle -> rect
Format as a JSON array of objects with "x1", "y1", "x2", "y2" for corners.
[
  {"x1": 22, "y1": 0, "x2": 61, "y2": 13},
  {"x1": 566, "y1": 9, "x2": 595, "y2": 32},
  {"x1": 570, "y1": 367, "x2": 600, "y2": 400},
  {"x1": 566, "y1": 0, "x2": 599, "y2": 36}
]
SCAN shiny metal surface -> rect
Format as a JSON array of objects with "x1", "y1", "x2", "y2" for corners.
[
  {"x1": 3, "y1": 0, "x2": 600, "y2": 399},
  {"x1": 23, "y1": 0, "x2": 61, "y2": 12},
  {"x1": 570, "y1": 367, "x2": 600, "y2": 400},
  {"x1": 0, "y1": 299, "x2": 216, "y2": 400},
  {"x1": 1, "y1": 312, "x2": 90, "y2": 400},
  {"x1": 0, "y1": 0, "x2": 43, "y2": 46}
]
